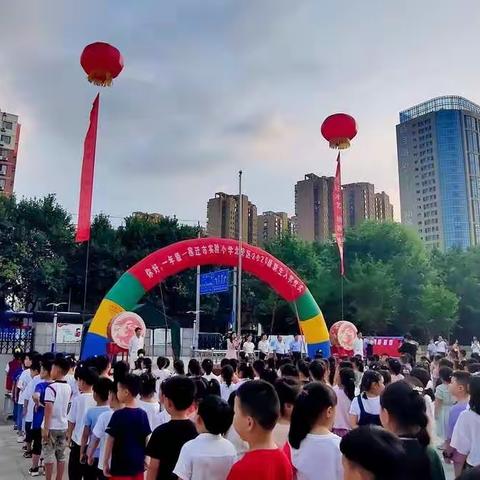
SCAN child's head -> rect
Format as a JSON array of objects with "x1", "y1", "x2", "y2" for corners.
[
  {"x1": 221, "y1": 365, "x2": 234, "y2": 386},
  {"x1": 449, "y1": 371, "x2": 471, "y2": 399},
  {"x1": 252, "y1": 359, "x2": 265, "y2": 378},
  {"x1": 108, "y1": 381, "x2": 121, "y2": 408},
  {"x1": 289, "y1": 382, "x2": 337, "y2": 449},
  {"x1": 157, "y1": 356, "x2": 170, "y2": 370},
  {"x1": 93, "y1": 377, "x2": 113, "y2": 404},
  {"x1": 274, "y1": 377, "x2": 301, "y2": 421},
  {"x1": 40, "y1": 360, "x2": 53, "y2": 379},
  {"x1": 469, "y1": 376, "x2": 480, "y2": 414},
  {"x1": 233, "y1": 379, "x2": 280, "y2": 443},
  {"x1": 196, "y1": 395, "x2": 233, "y2": 435},
  {"x1": 340, "y1": 426, "x2": 406, "y2": 480},
  {"x1": 439, "y1": 358, "x2": 454, "y2": 369},
  {"x1": 201, "y1": 358, "x2": 214, "y2": 375},
  {"x1": 162, "y1": 375, "x2": 196, "y2": 414},
  {"x1": 117, "y1": 373, "x2": 142, "y2": 403},
  {"x1": 297, "y1": 360, "x2": 310, "y2": 381},
  {"x1": 30, "y1": 360, "x2": 41, "y2": 377},
  {"x1": 379, "y1": 369, "x2": 392, "y2": 387},
  {"x1": 51, "y1": 357, "x2": 70, "y2": 380},
  {"x1": 173, "y1": 359, "x2": 185, "y2": 375},
  {"x1": 280, "y1": 363, "x2": 299, "y2": 379},
  {"x1": 338, "y1": 368, "x2": 356, "y2": 401},
  {"x1": 112, "y1": 360, "x2": 129, "y2": 383},
  {"x1": 142, "y1": 357, "x2": 152, "y2": 373},
  {"x1": 139, "y1": 372, "x2": 156, "y2": 399},
  {"x1": 439, "y1": 366, "x2": 453, "y2": 384},
  {"x1": 76, "y1": 365, "x2": 99, "y2": 392},
  {"x1": 468, "y1": 363, "x2": 480, "y2": 374},
  {"x1": 410, "y1": 367, "x2": 430, "y2": 389},
  {"x1": 360, "y1": 370, "x2": 384, "y2": 397},
  {"x1": 238, "y1": 363, "x2": 254, "y2": 380},
  {"x1": 380, "y1": 381, "x2": 429, "y2": 446},
  {"x1": 387, "y1": 359, "x2": 402, "y2": 376},
  {"x1": 309, "y1": 359, "x2": 326, "y2": 382},
  {"x1": 92, "y1": 355, "x2": 110, "y2": 376},
  {"x1": 188, "y1": 359, "x2": 202, "y2": 376}
]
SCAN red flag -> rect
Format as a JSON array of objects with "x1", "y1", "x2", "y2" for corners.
[
  {"x1": 333, "y1": 153, "x2": 345, "y2": 275},
  {"x1": 75, "y1": 94, "x2": 100, "y2": 243}
]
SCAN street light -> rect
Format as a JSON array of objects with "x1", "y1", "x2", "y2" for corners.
[
  {"x1": 186, "y1": 310, "x2": 205, "y2": 351},
  {"x1": 47, "y1": 302, "x2": 67, "y2": 352}
]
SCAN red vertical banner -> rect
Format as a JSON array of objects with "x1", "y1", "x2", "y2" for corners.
[
  {"x1": 75, "y1": 94, "x2": 100, "y2": 243},
  {"x1": 333, "y1": 153, "x2": 345, "y2": 275}
]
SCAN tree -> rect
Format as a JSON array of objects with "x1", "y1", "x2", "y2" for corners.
[{"x1": 420, "y1": 283, "x2": 459, "y2": 336}]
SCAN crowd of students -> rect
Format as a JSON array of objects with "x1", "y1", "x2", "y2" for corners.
[{"x1": 5, "y1": 346, "x2": 480, "y2": 480}]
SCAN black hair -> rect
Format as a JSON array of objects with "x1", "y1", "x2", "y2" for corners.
[
  {"x1": 174, "y1": 359, "x2": 185, "y2": 375},
  {"x1": 94, "y1": 377, "x2": 113, "y2": 402},
  {"x1": 41, "y1": 359, "x2": 53, "y2": 374},
  {"x1": 77, "y1": 366, "x2": 99, "y2": 386},
  {"x1": 112, "y1": 360, "x2": 129, "y2": 383},
  {"x1": 92, "y1": 355, "x2": 110, "y2": 374},
  {"x1": 221, "y1": 365, "x2": 234, "y2": 387},
  {"x1": 238, "y1": 363, "x2": 254, "y2": 380},
  {"x1": 188, "y1": 359, "x2": 202, "y2": 376},
  {"x1": 439, "y1": 358, "x2": 454, "y2": 369},
  {"x1": 297, "y1": 360, "x2": 310, "y2": 381},
  {"x1": 229, "y1": 358, "x2": 238, "y2": 372},
  {"x1": 266, "y1": 357, "x2": 276, "y2": 370},
  {"x1": 352, "y1": 357, "x2": 365, "y2": 373},
  {"x1": 118, "y1": 373, "x2": 142, "y2": 398},
  {"x1": 220, "y1": 358, "x2": 230, "y2": 368},
  {"x1": 260, "y1": 368, "x2": 279, "y2": 385},
  {"x1": 469, "y1": 376, "x2": 480, "y2": 414},
  {"x1": 309, "y1": 359, "x2": 326, "y2": 382},
  {"x1": 139, "y1": 372, "x2": 156, "y2": 397},
  {"x1": 467, "y1": 363, "x2": 480, "y2": 374},
  {"x1": 52, "y1": 357, "x2": 70, "y2": 375},
  {"x1": 30, "y1": 361, "x2": 41, "y2": 373},
  {"x1": 274, "y1": 378, "x2": 301, "y2": 417},
  {"x1": 157, "y1": 356, "x2": 170, "y2": 370},
  {"x1": 452, "y1": 370, "x2": 471, "y2": 391},
  {"x1": 280, "y1": 363, "x2": 299, "y2": 379},
  {"x1": 289, "y1": 382, "x2": 337, "y2": 449},
  {"x1": 206, "y1": 378, "x2": 221, "y2": 396},
  {"x1": 135, "y1": 327, "x2": 142, "y2": 332},
  {"x1": 339, "y1": 361, "x2": 354, "y2": 369},
  {"x1": 197, "y1": 395, "x2": 233, "y2": 435},
  {"x1": 137, "y1": 348, "x2": 145, "y2": 357},
  {"x1": 201, "y1": 358, "x2": 214, "y2": 375},
  {"x1": 410, "y1": 368, "x2": 430, "y2": 388},
  {"x1": 339, "y1": 368, "x2": 356, "y2": 401},
  {"x1": 380, "y1": 380, "x2": 430, "y2": 447},
  {"x1": 360, "y1": 370, "x2": 383, "y2": 397},
  {"x1": 236, "y1": 379, "x2": 280, "y2": 431},
  {"x1": 42, "y1": 352, "x2": 56, "y2": 363},
  {"x1": 379, "y1": 369, "x2": 392, "y2": 386},
  {"x1": 387, "y1": 359, "x2": 402, "y2": 376},
  {"x1": 191, "y1": 376, "x2": 209, "y2": 402},
  {"x1": 439, "y1": 366, "x2": 453, "y2": 383},
  {"x1": 142, "y1": 357, "x2": 152, "y2": 374},
  {"x1": 340, "y1": 426, "x2": 406, "y2": 480},
  {"x1": 162, "y1": 375, "x2": 196, "y2": 411},
  {"x1": 252, "y1": 359, "x2": 265, "y2": 376}
]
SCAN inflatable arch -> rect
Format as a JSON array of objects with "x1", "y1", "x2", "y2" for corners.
[{"x1": 81, "y1": 237, "x2": 330, "y2": 359}]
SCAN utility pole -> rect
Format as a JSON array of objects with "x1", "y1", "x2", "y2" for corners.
[{"x1": 237, "y1": 170, "x2": 243, "y2": 338}]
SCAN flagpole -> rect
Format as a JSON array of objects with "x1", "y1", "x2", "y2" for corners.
[
  {"x1": 194, "y1": 223, "x2": 201, "y2": 350},
  {"x1": 237, "y1": 170, "x2": 243, "y2": 338}
]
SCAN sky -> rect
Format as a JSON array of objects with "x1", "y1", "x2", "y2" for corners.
[{"x1": 2, "y1": 0, "x2": 480, "y2": 226}]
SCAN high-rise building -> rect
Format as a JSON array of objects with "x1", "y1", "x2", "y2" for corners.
[
  {"x1": 295, "y1": 174, "x2": 335, "y2": 242},
  {"x1": 343, "y1": 182, "x2": 376, "y2": 228},
  {"x1": 397, "y1": 96, "x2": 480, "y2": 250},
  {"x1": 0, "y1": 110, "x2": 20, "y2": 197},
  {"x1": 257, "y1": 211, "x2": 290, "y2": 246},
  {"x1": 206, "y1": 192, "x2": 258, "y2": 245},
  {"x1": 375, "y1": 192, "x2": 394, "y2": 222}
]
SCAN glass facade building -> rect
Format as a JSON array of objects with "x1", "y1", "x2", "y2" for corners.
[{"x1": 397, "y1": 96, "x2": 480, "y2": 250}]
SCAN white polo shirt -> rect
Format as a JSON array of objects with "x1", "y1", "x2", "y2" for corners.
[
  {"x1": 68, "y1": 392, "x2": 95, "y2": 445},
  {"x1": 44, "y1": 381, "x2": 72, "y2": 430},
  {"x1": 173, "y1": 433, "x2": 236, "y2": 480},
  {"x1": 451, "y1": 409, "x2": 480, "y2": 467}
]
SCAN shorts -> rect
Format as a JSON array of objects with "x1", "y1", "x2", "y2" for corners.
[
  {"x1": 25, "y1": 421, "x2": 33, "y2": 443},
  {"x1": 43, "y1": 429, "x2": 67, "y2": 464}
]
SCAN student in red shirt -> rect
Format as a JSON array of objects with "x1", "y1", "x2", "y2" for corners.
[{"x1": 227, "y1": 380, "x2": 292, "y2": 480}]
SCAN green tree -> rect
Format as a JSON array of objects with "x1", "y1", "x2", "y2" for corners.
[{"x1": 420, "y1": 283, "x2": 459, "y2": 336}]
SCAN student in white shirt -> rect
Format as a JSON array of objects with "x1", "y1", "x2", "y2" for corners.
[
  {"x1": 67, "y1": 366, "x2": 98, "y2": 479},
  {"x1": 43, "y1": 358, "x2": 72, "y2": 480},
  {"x1": 257, "y1": 334, "x2": 270, "y2": 359},
  {"x1": 451, "y1": 376, "x2": 480, "y2": 470},
  {"x1": 349, "y1": 370, "x2": 384, "y2": 428},
  {"x1": 332, "y1": 368, "x2": 355, "y2": 437},
  {"x1": 138, "y1": 372, "x2": 160, "y2": 431},
  {"x1": 288, "y1": 382, "x2": 343, "y2": 480},
  {"x1": 273, "y1": 378, "x2": 301, "y2": 448},
  {"x1": 22, "y1": 361, "x2": 42, "y2": 456},
  {"x1": 153, "y1": 356, "x2": 172, "y2": 399},
  {"x1": 201, "y1": 358, "x2": 219, "y2": 382},
  {"x1": 220, "y1": 365, "x2": 238, "y2": 402},
  {"x1": 353, "y1": 332, "x2": 364, "y2": 358},
  {"x1": 174, "y1": 395, "x2": 236, "y2": 480},
  {"x1": 16, "y1": 353, "x2": 34, "y2": 438}
]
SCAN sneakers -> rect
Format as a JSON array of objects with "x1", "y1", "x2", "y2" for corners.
[
  {"x1": 17, "y1": 436, "x2": 25, "y2": 443},
  {"x1": 28, "y1": 467, "x2": 40, "y2": 477}
]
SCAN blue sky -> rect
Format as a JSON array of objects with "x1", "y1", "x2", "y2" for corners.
[{"x1": 2, "y1": 0, "x2": 480, "y2": 225}]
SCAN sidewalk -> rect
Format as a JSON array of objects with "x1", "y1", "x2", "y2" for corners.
[{"x1": 0, "y1": 423, "x2": 32, "y2": 480}]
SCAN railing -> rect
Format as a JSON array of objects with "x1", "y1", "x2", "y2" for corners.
[{"x1": 0, "y1": 327, "x2": 34, "y2": 354}]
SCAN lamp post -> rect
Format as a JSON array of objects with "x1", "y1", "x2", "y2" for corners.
[{"x1": 47, "y1": 302, "x2": 67, "y2": 352}]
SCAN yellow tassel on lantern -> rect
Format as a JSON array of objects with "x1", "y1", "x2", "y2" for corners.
[{"x1": 87, "y1": 71, "x2": 113, "y2": 87}]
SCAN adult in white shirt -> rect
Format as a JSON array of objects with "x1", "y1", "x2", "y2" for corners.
[
  {"x1": 451, "y1": 402, "x2": 480, "y2": 470},
  {"x1": 353, "y1": 332, "x2": 364, "y2": 358},
  {"x1": 257, "y1": 334, "x2": 270, "y2": 359},
  {"x1": 471, "y1": 337, "x2": 480, "y2": 356},
  {"x1": 435, "y1": 336, "x2": 447, "y2": 356},
  {"x1": 242, "y1": 335, "x2": 255, "y2": 357},
  {"x1": 128, "y1": 328, "x2": 145, "y2": 369},
  {"x1": 173, "y1": 396, "x2": 236, "y2": 480},
  {"x1": 272, "y1": 335, "x2": 287, "y2": 359}
]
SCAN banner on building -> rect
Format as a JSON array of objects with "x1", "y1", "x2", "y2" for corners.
[{"x1": 56, "y1": 323, "x2": 82, "y2": 344}]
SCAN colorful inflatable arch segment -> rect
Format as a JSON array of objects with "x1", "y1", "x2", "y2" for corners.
[{"x1": 81, "y1": 237, "x2": 330, "y2": 359}]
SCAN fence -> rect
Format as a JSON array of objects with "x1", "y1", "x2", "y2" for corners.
[{"x1": 0, "y1": 327, "x2": 34, "y2": 354}]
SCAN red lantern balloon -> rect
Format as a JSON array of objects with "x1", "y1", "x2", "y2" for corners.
[
  {"x1": 329, "y1": 320, "x2": 357, "y2": 350},
  {"x1": 80, "y1": 42, "x2": 124, "y2": 87},
  {"x1": 321, "y1": 113, "x2": 357, "y2": 149}
]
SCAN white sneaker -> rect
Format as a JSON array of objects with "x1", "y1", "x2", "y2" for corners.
[{"x1": 17, "y1": 436, "x2": 25, "y2": 443}]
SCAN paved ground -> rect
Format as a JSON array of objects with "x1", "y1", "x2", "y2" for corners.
[{"x1": 0, "y1": 423, "x2": 35, "y2": 479}]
